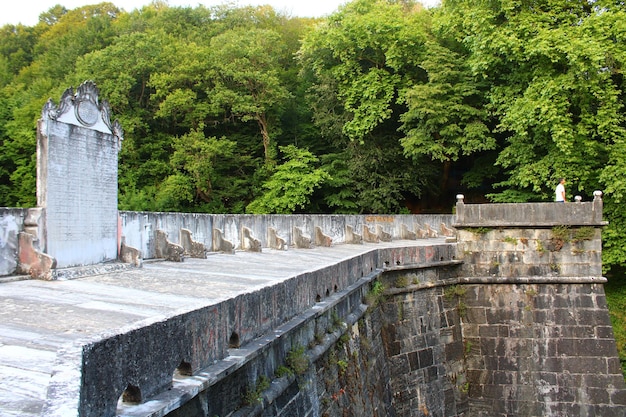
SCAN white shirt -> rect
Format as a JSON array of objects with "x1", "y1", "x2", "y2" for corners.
[{"x1": 555, "y1": 183, "x2": 565, "y2": 202}]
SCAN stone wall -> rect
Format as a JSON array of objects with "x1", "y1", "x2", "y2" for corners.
[
  {"x1": 119, "y1": 212, "x2": 454, "y2": 259},
  {"x1": 0, "y1": 210, "x2": 454, "y2": 276},
  {"x1": 462, "y1": 282, "x2": 625, "y2": 416},
  {"x1": 456, "y1": 226, "x2": 603, "y2": 279},
  {"x1": 0, "y1": 208, "x2": 27, "y2": 276},
  {"x1": 164, "y1": 196, "x2": 625, "y2": 417},
  {"x1": 154, "y1": 245, "x2": 462, "y2": 417},
  {"x1": 454, "y1": 194, "x2": 605, "y2": 280},
  {"x1": 453, "y1": 194, "x2": 626, "y2": 416},
  {"x1": 376, "y1": 266, "x2": 469, "y2": 417}
]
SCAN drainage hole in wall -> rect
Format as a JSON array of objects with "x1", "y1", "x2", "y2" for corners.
[
  {"x1": 120, "y1": 384, "x2": 142, "y2": 404},
  {"x1": 229, "y1": 332, "x2": 241, "y2": 349},
  {"x1": 174, "y1": 360, "x2": 193, "y2": 377}
]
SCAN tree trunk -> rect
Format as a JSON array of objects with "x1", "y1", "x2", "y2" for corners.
[{"x1": 257, "y1": 113, "x2": 272, "y2": 164}]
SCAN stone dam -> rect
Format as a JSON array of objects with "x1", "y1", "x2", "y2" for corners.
[
  {"x1": 0, "y1": 201, "x2": 625, "y2": 417},
  {"x1": 0, "y1": 81, "x2": 624, "y2": 417}
]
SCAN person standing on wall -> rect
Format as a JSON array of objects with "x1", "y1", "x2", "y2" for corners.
[{"x1": 555, "y1": 178, "x2": 566, "y2": 202}]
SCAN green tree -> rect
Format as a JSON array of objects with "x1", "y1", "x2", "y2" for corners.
[
  {"x1": 206, "y1": 27, "x2": 292, "y2": 164},
  {"x1": 441, "y1": 0, "x2": 624, "y2": 198},
  {"x1": 298, "y1": 0, "x2": 440, "y2": 211},
  {"x1": 0, "y1": 24, "x2": 37, "y2": 79},
  {"x1": 156, "y1": 126, "x2": 255, "y2": 213},
  {"x1": 246, "y1": 145, "x2": 330, "y2": 213},
  {"x1": 299, "y1": 0, "x2": 430, "y2": 142},
  {"x1": 439, "y1": 0, "x2": 626, "y2": 267},
  {"x1": 399, "y1": 36, "x2": 495, "y2": 195}
]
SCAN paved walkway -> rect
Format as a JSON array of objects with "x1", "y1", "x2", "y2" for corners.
[{"x1": 0, "y1": 239, "x2": 447, "y2": 417}]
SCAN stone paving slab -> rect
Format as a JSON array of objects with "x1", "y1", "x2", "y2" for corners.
[{"x1": 0, "y1": 239, "x2": 444, "y2": 417}]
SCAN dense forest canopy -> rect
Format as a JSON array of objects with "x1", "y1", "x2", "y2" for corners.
[{"x1": 0, "y1": 0, "x2": 624, "y2": 270}]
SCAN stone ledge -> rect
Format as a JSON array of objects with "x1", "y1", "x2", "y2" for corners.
[
  {"x1": 382, "y1": 259, "x2": 464, "y2": 272},
  {"x1": 52, "y1": 261, "x2": 138, "y2": 280},
  {"x1": 0, "y1": 261, "x2": 145, "y2": 283},
  {"x1": 457, "y1": 275, "x2": 607, "y2": 285},
  {"x1": 116, "y1": 267, "x2": 382, "y2": 417},
  {"x1": 383, "y1": 274, "x2": 608, "y2": 297},
  {"x1": 453, "y1": 199, "x2": 605, "y2": 228},
  {"x1": 453, "y1": 222, "x2": 609, "y2": 228}
]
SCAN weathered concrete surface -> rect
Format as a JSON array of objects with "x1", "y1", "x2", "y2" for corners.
[
  {"x1": 119, "y1": 212, "x2": 454, "y2": 260},
  {"x1": 0, "y1": 208, "x2": 27, "y2": 276},
  {"x1": 0, "y1": 239, "x2": 444, "y2": 417}
]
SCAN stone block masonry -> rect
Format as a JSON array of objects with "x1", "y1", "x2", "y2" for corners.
[
  {"x1": 454, "y1": 194, "x2": 605, "y2": 281},
  {"x1": 462, "y1": 283, "x2": 624, "y2": 416},
  {"x1": 456, "y1": 227, "x2": 603, "y2": 279},
  {"x1": 2, "y1": 80, "x2": 622, "y2": 417},
  {"x1": 452, "y1": 194, "x2": 626, "y2": 416},
  {"x1": 378, "y1": 267, "x2": 470, "y2": 417},
  {"x1": 141, "y1": 244, "x2": 462, "y2": 417}
]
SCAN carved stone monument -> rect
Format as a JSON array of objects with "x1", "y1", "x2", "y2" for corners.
[{"x1": 36, "y1": 81, "x2": 123, "y2": 268}]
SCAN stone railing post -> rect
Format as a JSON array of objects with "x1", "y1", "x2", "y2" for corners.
[
  {"x1": 592, "y1": 190, "x2": 603, "y2": 224},
  {"x1": 455, "y1": 194, "x2": 465, "y2": 224}
]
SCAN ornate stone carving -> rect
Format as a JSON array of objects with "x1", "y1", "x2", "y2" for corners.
[
  {"x1": 293, "y1": 226, "x2": 311, "y2": 249},
  {"x1": 74, "y1": 83, "x2": 100, "y2": 126},
  {"x1": 41, "y1": 81, "x2": 124, "y2": 146},
  {"x1": 314, "y1": 226, "x2": 332, "y2": 247}
]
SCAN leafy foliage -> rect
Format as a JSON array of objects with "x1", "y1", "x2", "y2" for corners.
[
  {"x1": 1, "y1": 0, "x2": 626, "y2": 274},
  {"x1": 298, "y1": 0, "x2": 430, "y2": 142},
  {"x1": 247, "y1": 145, "x2": 330, "y2": 213}
]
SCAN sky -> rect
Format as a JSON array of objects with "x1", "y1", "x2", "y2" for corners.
[{"x1": 1, "y1": 0, "x2": 440, "y2": 27}]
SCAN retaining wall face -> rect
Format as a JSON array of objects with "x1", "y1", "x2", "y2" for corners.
[
  {"x1": 141, "y1": 247, "x2": 462, "y2": 417},
  {"x1": 462, "y1": 283, "x2": 626, "y2": 417},
  {"x1": 457, "y1": 227, "x2": 602, "y2": 278},
  {"x1": 78, "y1": 245, "x2": 447, "y2": 417},
  {"x1": 79, "y1": 303, "x2": 230, "y2": 417},
  {"x1": 167, "y1": 272, "x2": 388, "y2": 417},
  {"x1": 379, "y1": 269, "x2": 469, "y2": 417},
  {"x1": 312, "y1": 307, "x2": 396, "y2": 417}
]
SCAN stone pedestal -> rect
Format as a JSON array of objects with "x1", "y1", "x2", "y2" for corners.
[{"x1": 37, "y1": 81, "x2": 123, "y2": 268}]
